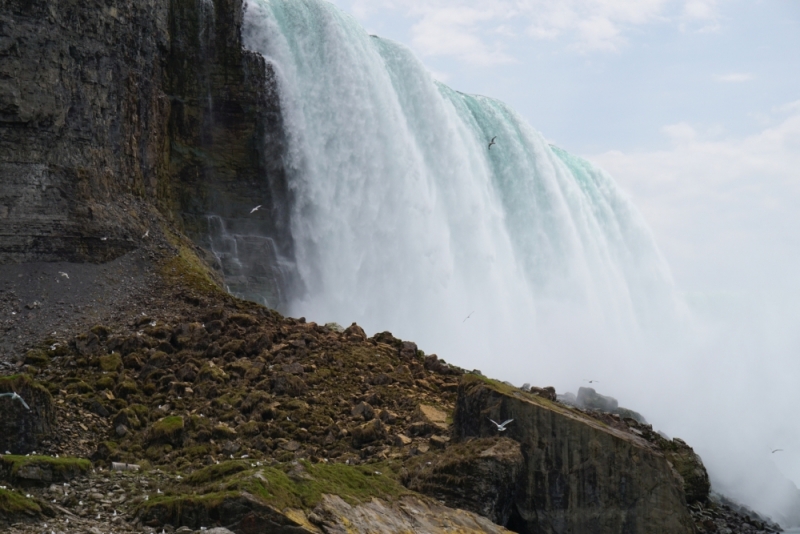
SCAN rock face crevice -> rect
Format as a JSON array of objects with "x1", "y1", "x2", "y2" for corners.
[
  {"x1": 451, "y1": 376, "x2": 697, "y2": 534},
  {"x1": 0, "y1": 0, "x2": 297, "y2": 308}
]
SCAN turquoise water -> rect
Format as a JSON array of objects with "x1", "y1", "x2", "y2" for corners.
[{"x1": 240, "y1": 0, "x2": 683, "y2": 368}]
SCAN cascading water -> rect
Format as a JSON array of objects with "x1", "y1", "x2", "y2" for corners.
[{"x1": 240, "y1": 0, "x2": 684, "y2": 378}]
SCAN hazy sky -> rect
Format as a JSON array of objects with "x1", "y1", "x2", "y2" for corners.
[{"x1": 328, "y1": 0, "x2": 800, "y2": 295}]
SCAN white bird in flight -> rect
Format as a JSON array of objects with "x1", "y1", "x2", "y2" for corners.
[
  {"x1": 488, "y1": 136, "x2": 497, "y2": 150},
  {"x1": 0, "y1": 392, "x2": 30, "y2": 410},
  {"x1": 58, "y1": 272, "x2": 69, "y2": 279},
  {"x1": 772, "y1": 449, "x2": 784, "y2": 454},
  {"x1": 584, "y1": 379, "x2": 600, "y2": 384},
  {"x1": 250, "y1": 205, "x2": 262, "y2": 214},
  {"x1": 489, "y1": 418, "x2": 513, "y2": 431},
  {"x1": 463, "y1": 311, "x2": 474, "y2": 323},
  {"x1": 142, "y1": 229, "x2": 149, "y2": 238}
]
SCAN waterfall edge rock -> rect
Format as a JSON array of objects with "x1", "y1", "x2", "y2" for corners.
[{"x1": 452, "y1": 375, "x2": 698, "y2": 534}]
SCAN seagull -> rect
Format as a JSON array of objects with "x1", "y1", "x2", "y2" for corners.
[
  {"x1": 142, "y1": 229, "x2": 149, "y2": 238},
  {"x1": 488, "y1": 418, "x2": 514, "y2": 431},
  {"x1": 0, "y1": 392, "x2": 30, "y2": 410},
  {"x1": 488, "y1": 136, "x2": 497, "y2": 150},
  {"x1": 101, "y1": 237, "x2": 108, "y2": 241},
  {"x1": 772, "y1": 449, "x2": 784, "y2": 454},
  {"x1": 250, "y1": 205, "x2": 262, "y2": 214},
  {"x1": 463, "y1": 311, "x2": 474, "y2": 323},
  {"x1": 58, "y1": 272, "x2": 69, "y2": 279},
  {"x1": 584, "y1": 379, "x2": 600, "y2": 384}
]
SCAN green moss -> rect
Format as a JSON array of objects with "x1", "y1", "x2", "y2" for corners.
[
  {"x1": 0, "y1": 487, "x2": 41, "y2": 516},
  {"x1": 23, "y1": 350, "x2": 50, "y2": 368},
  {"x1": 161, "y1": 238, "x2": 224, "y2": 296},
  {"x1": 96, "y1": 376, "x2": 116, "y2": 390},
  {"x1": 231, "y1": 461, "x2": 410, "y2": 510},
  {"x1": 99, "y1": 353, "x2": 123, "y2": 372},
  {"x1": 186, "y1": 461, "x2": 251, "y2": 485},
  {"x1": 1, "y1": 455, "x2": 91, "y2": 479},
  {"x1": 140, "y1": 460, "x2": 411, "y2": 523},
  {"x1": 129, "y1": 403, "x2": 150, "y2": 422},
  {"x1": 152, "y1": 416, "x2": 185, "y2": 437}
]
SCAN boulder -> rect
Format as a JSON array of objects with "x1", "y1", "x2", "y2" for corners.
[
  {"x1": 351, "y1": 420, "x2": 386, "y2": 448},
  {"x1": 343, "y1": 322, "x2": 367, "y2": 341},
  {"x1": 0, "y1": 375, "x2": 56, "y2": 455},
  {"x1": 453, "y1": 375, "x2": 696, "y2": 534}
]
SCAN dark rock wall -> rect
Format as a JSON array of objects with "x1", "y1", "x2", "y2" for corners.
[
  {"x1": 0, "y1": 0, "x2": 295, "y2": 308},
  {"x1": 0, "y1": 375, "x2": 56, "y2": 454}
]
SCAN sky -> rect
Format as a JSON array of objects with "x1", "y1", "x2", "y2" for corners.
[{"x1": 320, "y1": 0, "x2": 800, "y2": 520}]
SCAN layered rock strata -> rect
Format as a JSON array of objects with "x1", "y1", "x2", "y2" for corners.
[{"x1": 0, "y1": 0, "x2": 295, "y2": 307}]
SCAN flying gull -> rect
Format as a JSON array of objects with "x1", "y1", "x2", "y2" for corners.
[
  {"x1": 772, "y1": 449, "x2": 784, "y2": 454},
  {"x1": 250, "y1": 205, "x2": 262, "y2": 214},
  {"x1": 488, "y1": 418, "x2": 513, "y2": 431},
  {"x1": 58, "y1": 272, "x2": 69, "y2": 279},
  {"x1": 463, "y1": 311, "x2": 474, "y2": 323},
  {"x1": 584, "y1": 379, "x2": 599, "y2": 384},
  {"x1": 0, "y1": 392, "x2": 30, "y2": 410},
  {"x1": 488, "y1": 136, "x2": 497, "y2": 150},
  {"x1": 142, "y1": 229, "x2": 149, "y2": 239}
]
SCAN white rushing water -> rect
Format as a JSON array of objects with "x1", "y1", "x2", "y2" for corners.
[
  {"x1": 241, "y1": 0, "x2": 800, "y2": 524},
  {"x1": 242, "y1": 0, "x2": 684, "y2": 377}
]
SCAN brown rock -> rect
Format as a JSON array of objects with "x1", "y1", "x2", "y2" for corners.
[{"x1": 352, "y1": 419, "x2": 386, "y2": 448}]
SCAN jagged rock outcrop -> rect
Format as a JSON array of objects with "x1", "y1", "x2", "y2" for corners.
[
  {"x1": 0, "y1": 0, "x2": 295, "y2": 307},
  {"x1": 453, "y1": 375, "x2": 696, "y2": 534}
]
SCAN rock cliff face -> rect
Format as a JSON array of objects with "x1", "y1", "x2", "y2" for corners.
[
  {"x1": 0, "y1": 0, "x2": 295, "y2": 307},
  {"x1": 453, "y1": 375, "x2": 697, "y2": 534}
]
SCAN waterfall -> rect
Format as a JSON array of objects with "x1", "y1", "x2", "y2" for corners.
[{"x1": 240, "y1": 0, "x2": 684, "y2": 376}]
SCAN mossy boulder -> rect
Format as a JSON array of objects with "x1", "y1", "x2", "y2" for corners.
[
  {"x1": 198, "y1": 363, "x2": 229, "y2": 383},
  {"x1": 0, "y1": 375, "x2": 56, "y2": 455},
  {"x1": 0, "y1": 455, "x2": 91, "y2": 487},
  {"x1": 99, "y1": 353, "x2": 123, "y2": 372},
  {"x1": 148, "y1": 416, "x2": 185, "y2": 446},
  {"x1": 23, "y1": 349, "x2": 50, "y2": 368},
  {"x1": 113, "y1": 408, "x2": 142, "y2": 430},
  {"x1": 0, "y1": 487, "x2": 41, "y2": 520},
  {"x1": 115, "y1": 380, "x2": 139, "y2": 399}
]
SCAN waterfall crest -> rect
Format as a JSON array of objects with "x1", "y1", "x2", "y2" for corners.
[{"x1": 241, "y1": 0, "x2": 683, "y2": 373}]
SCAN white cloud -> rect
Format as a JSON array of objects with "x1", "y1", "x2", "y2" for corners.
[
  {"x1": 714, "y1": 72, "x2": 754, "y2": 83},
  {"x1": 408, "y1": 6, "x2": 516, "y2": 65},
  {"x1": 590, "y1": 106, "x2": 800, "y2": 293},
  {"x1": 342, "y1": 0, "x2": 723, "y2": 60}
]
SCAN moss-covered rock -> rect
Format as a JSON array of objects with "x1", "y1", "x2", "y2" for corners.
[
  {"x1": 23, "y1": 350, "x2": 50, "y2": 368},
  {"x1": 148, "y1": 416, "x2": 185, "y2": 446},
  {"x1": 99, "y1": 353, "x2": 123, "y2": 372},
  {"x1": 139, "y1": 460, "x2": 411, "y2": 530},
  {"x1": 0, "y1": 455, "x2": 91, "y2": 487},
  {"x1": 0, "y1": 487, "x2": 41, "y2": 520}
]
